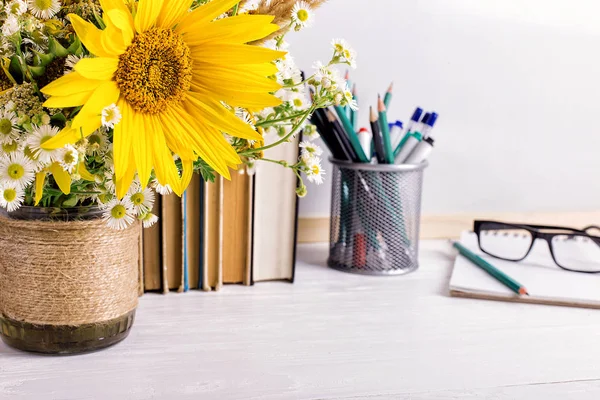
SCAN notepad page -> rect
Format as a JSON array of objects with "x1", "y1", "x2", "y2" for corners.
[{"x1": 449, "y1": 231, "x2": 600, "y2": 307}]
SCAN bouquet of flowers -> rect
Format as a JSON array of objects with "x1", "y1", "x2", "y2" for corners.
[{"x1": 0, "y1": 0, "x2": 357, "y2": 229}]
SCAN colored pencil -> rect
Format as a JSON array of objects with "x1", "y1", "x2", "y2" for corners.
[
  {"x1": 326, "y1": 109, "x2": 358, "y2": 162},
  {"x1": 383, "y1": 82, "x2": 393, "y2": 109},
  {"x1": 350, "y1": 84, "x2": 358, "y2": 131},
  {"x1": 369, "y1": 106, "x2": 387, "y2": 164},
  {"x1": 333, "y1": 105, "x2": 369, "y2": 163},
  {"x1": 452, "y1": 241, "x2": 529, "y2": 296},
  {"x1": 377, "y1": 95, "x2": 394, "y2": 164},
  {"x1": 310, "y1": 110, "x2": 346, "y2": 161}
]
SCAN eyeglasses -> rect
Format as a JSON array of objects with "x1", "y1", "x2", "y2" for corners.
[{"x1": 473, "y1": 220, "x2": 600, "y2": 273}]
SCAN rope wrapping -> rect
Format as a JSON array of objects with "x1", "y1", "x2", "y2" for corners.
[{"x1": 0, "y1": 215, "x2": 140, "y2": 326}]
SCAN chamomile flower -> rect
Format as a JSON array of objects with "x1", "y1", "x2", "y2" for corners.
[
  {"x1": 26, "y1": 124, "x2": 60, "y2": 164},
  {"x1": 102, "y1": 198, "x2": 135, "y2": 230},
  {"x1": 64, "y1": 54, "x2": 82, "y2": 74},
  {"x1": 0, "y1": 109, "x2": 18, "y2": 144},
  {"x1": 7, "y1": 0, "x2": 27, "y2": 15},
  {"x1": 140, "y1": 212, "x2": 159, "y2": 228},
  {"x1": 151, "y1": 179, "x2": 173, "y2": 195},
  {"x1": 1, "y1": 140, "x2": 20, "y2": 155},
  {"x1": 86, "y1": 129, "x2": 109, "y2": 155},
  {"x1": 27, "y1": 0, "x2": 61, "y2": 19},
  {"x1": 342, "y1": 88, "x2": 358, "y2": 111},
  {"x1": 101, "y1": 104, "x2": 122, "y2": 129},
  {"x1": 128, "y1": 186, "x2": 155, "y2": 216},
  {"x1": 2, "y1": 15, "x2": 20, "y2": 36},
  {"x1": 300, "y1": 141, "x2": 323, "y2": 161},
  {"x1": 306, "y1": 157, "x2": 325, "y2": 185},
  {"x1": 332, "y1": 39, "x2": 357, "y2": 69},
  {"x1": 58, "y1": 144, "x2": 79, "y2": 173},
  {"x1": 0, "y1": 185, "x2": 24, "y2": 212},
  {"x1": 291, "y1": 1, "x2": 313, "y2": 30},
  {"x1": 0, "y1": 153, "x2": 35, "y2": 190}
]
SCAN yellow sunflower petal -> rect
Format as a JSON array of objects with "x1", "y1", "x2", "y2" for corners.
[
  {"x1": 41, "y1": 127, "x2": 83, "y2": 150},
  {"x1": 134, "y1": 0, "x2": 163, "y2": 34},
  {"x1": 40, "y1": 71, "x2": 103, "y2": 96},
  {"x1": 190, "y1": 44, "x2": 286, "y2": 65},
  {"x1": 34, "y1": 171, "x2": 46, "y2": 205},
  {"x1": 74, "y1": 57, "x2": 119, "y2": 81},
  {"x1": 179, "y1": 159, "x2": 194, "y2": 194},
  {"x1": 190, "y1": 81, "x2": 282, "y2": 110},
  {"x1": 78, "y1": 162, "x2": 95, "y2": 181},
  {"x1": 43, "y1": 91, "x2": 93, "y2": 108},
  {"x1": 113, "y1": 99, "x2": 134, "y2": 181},
  {"x1": 131, "y1": 110, "x2": 153, "y2": 187},
  {"x1": 101, "y1": 23, "x2": 127, "y2": 55},
  {"x1": 98, "y1": 0, "x2": 131, "y2": 16},
  {"x1": 176, "y1": 0, "x2": 240, "y2": 34},
  {"x1": 105, "y1": 9, "x2": 134, "y2": 46},
  {"x1": 185, "y1": 93, "x2": 261, "y2": 141},
  {"x1": 183, "y1": 15, "x2": 279, "y2": 45},
  {"x1": 69, "y1": 14, "x2": 116, "y2": 58},
  {"x1": 49, "y1": 163, "x2": 72, "y2": 195},
  {"x1": 192, "y1": 66, "x2": 280, "y2": 93},
  {"x1": 116, "y1": 150, "x2": 136, "y2": 199},
  {"x1": 151, "y1": 116, "x2": 180, "y2": 188},
  {"x1": 71, "y1": 81, "x2": 120, "y2": 134},
  {"x1": 157, "y1": 0, "x2": 193, "y2": 29}
]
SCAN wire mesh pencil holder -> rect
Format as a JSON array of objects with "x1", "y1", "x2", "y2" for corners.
[{"x1": 328, "y1": 159, "x2": 428, "y2": 276}]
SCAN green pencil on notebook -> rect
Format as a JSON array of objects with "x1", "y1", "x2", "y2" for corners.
[{"x1": 452, "y1": 241, "x2": 529, "y2": 296}]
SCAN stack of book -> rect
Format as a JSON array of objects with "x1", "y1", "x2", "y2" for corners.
[{"x1": 141, "y1": 136, "x2": 301, "y2": 293}]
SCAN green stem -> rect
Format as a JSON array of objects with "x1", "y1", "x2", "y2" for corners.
[
  {"x1": 242, "y1": 105, "x2": 315, "y2": 155},
  {"x1": 256, "y1": 111, "x2": 308, "y2": 127},
  {"x1": 231, "y1": 2, "x2": 239, "y2": 15}
]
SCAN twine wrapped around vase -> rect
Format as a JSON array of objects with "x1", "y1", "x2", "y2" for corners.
[{"x1": 0, "y1": 215, "x2": 140, "y2": 326}]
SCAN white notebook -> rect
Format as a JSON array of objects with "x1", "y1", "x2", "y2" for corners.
[{"x1": 449, "y1": 231, "x2": 600, "y2": 309}]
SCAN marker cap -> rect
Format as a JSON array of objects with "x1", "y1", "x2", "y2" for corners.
[
  {"x1": 421, "y1": 112, "x2": 431, "y2": 124},
  {"x1": 410, "y1": 107, "x2": 423, "y2": 122},
  {"x1": 358, "y1": 127, "x2": 369, "y2": 133},
  {"x1": 427, "y1": 112, "x2": 438, "y2": 127}
]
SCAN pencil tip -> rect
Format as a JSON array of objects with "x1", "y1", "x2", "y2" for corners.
[
  {"x1": 345, "y1": 70, "x2": 350, "y2": 80},
  {"x1": 519, "y1": 288, "x2": 529, "y2": 296},
  {"x1": 377, "y1": 96, "x2": 386, "y2": 111},
  {"x1": 352, "y1": 83, "x2": 357, "y2": 94},
  {"x1": 388, "y1": 82, "x2": 394, "y2": 92},
  {"x1": 369, "y1": 106, "x2": 377, "y2": 121}
]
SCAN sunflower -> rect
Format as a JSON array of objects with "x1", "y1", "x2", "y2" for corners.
[{"x1": 41, "y1": 0, "x2": 284, "y2": 198}]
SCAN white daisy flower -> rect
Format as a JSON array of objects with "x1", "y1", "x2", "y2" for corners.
[
  {"x1": 331, "y1": 39, "x2": 357, "y2": 69},
  {"x1": 58, "y1": 144, "x2": 79, "y2": 173},
  {"x1": 306, "y1": 157, "x2": 326, "y2": 185},
  {"x1": 1, "y1": 15, "x2": 20, "y2": 36},
  {"x1": 1, "y1": 140, "x2": 20, "y2": 155},
  {"x1": 151, "y1": 179, "x2": 173, "y2": 195},
  {"x1": 0, "y1": 109, "x2": 18, "y2": 144},
  {"x1": 27, "y1": 0, "x2": 61, "y2": 19},
  {"x1": 0, "y1": 153, "x2": 35, "y2": 190},
  {"x1": 290, "y1": 91, "x2": 309, "y2": 111},
  {"x1": 303, "y1": 124, "x2": 320, "y2": 141},
  {"x1": 300, "y1": 141, "x2": 323, "y2": 162},
  {"x1": 141, "y1": 212, "x2": 159, "y2": 228},
  {"x1": 64, "y1": 54, "x2": 82, "y2": 74},
  {"x1": 101, "y1": 103, "x2": 122, "y2": 129},
  {"x1": 86, "y1": 129, "x2": 109, "y2": 155},
  {"x1": 128, "y1": 186, "x2": 155, "y2": 216},
  {"x1": 343, "y1": 88, "x2": 358, "y2": 111},
  {"x1": 26, "y1": 124, "x2": 60, "y2": 164},
  {"x1": 0, "y1": 185, "x2": 24, "y2": 212},
  {"x1": 291, "y1": 1, "x2": 313, "y2": 29},
  {"x1": 7, "y1": 0, "x2": 27, "y2": 15},
  {"x1": 102, "y1": 198, "x2": 135, "y2": 230}
]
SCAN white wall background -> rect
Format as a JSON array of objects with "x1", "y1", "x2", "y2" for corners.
[{"x1": 288, "y1": 0, "x2": 600, "y2": 217}]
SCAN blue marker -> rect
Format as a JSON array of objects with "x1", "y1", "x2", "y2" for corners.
[
  {"x1": 388, "y1": 120, "x2": 404, "y2": 150},
  {"x1": 395, "y1": 112, "x2": 430, "y2": 164},
  {"x1": 394, "y1": 107, "x2": 423, "y2": 157}
]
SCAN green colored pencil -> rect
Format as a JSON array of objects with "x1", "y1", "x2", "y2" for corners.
[
  {"x1": 377, "y1": 95, "x2": 394, "y2": 164},
  {"x1": 383, "y1": 82, "x2": 393, "y2": 109},
  {"x1": 350, "y1": 84, "x2": 358, "y2": 131},
  {"x1": 452, "y1": 241, "x2": 529, "y2": 296},
  {"x1": 333, "y1": 105, "x2": 369, "y2": 163}
]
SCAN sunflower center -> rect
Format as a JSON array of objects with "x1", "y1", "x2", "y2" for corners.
[
  {"x1": 7, "y1": 164, "x2": 24, "y2": 180},
  {"x1": 33, "y1": 0, "x2": 52, "y2": 10},
  {"x1": 115, "y1": 28, "x2": 193, "y2": 114},
  {"x1": 3, "y1": 188, "x2": 16, "y2": 202},
  {"x1": 131, "y1": 193, "x2": 145, "y2": 206},
  {"x1": 0, "y1": 118, "x2": 12, "y2": 135},
  {"x1": 111, "y1": 204, "x2": 127, "y2": 219}
]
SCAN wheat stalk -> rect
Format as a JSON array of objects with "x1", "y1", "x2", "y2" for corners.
[{"x1": 249, "y1": 0, "x2": 329, "y2": 44}]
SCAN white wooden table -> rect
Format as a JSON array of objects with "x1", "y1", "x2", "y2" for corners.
[{"x1": 2, "y1": 241, "x2": 600, "y2": 400}]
